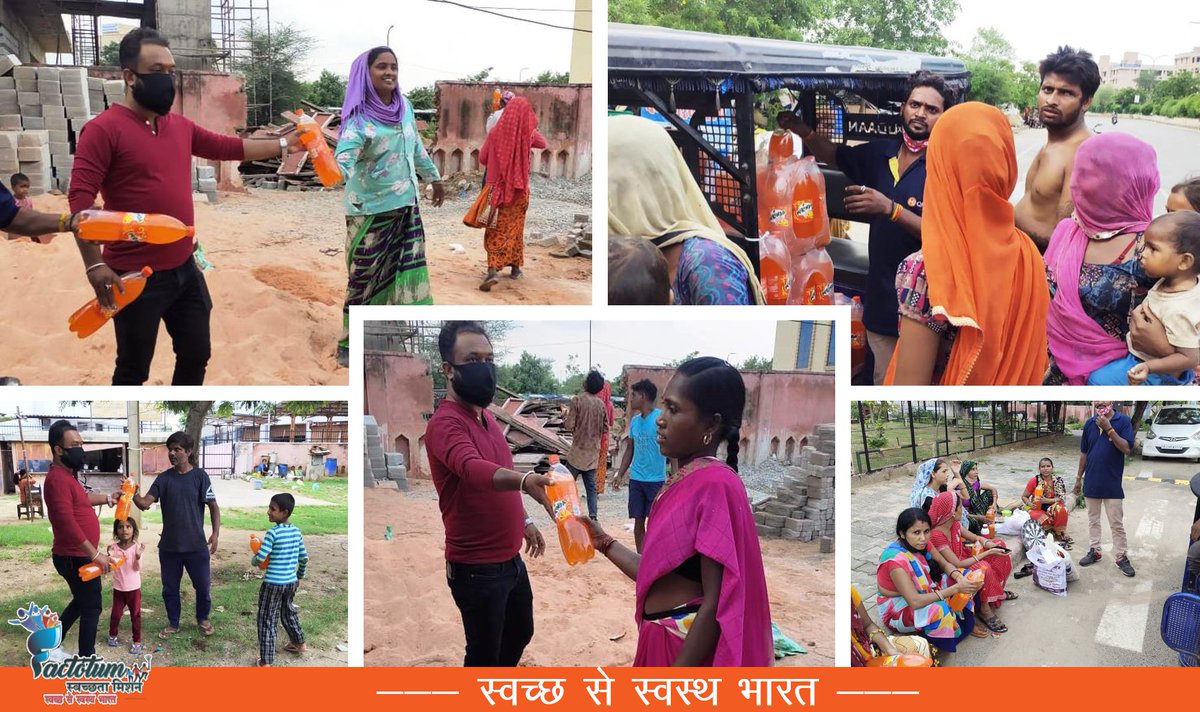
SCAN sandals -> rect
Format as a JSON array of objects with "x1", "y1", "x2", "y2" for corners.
[
  {"x1": 198, "y1": 620, "x2": 214, "y2": 637},
  {"x1": 1014, "y1": 564, "x2": 1034, "y2": 580},
  {"x1": 1058, "y1": 534, "x2": 1075, "y2": 550},
  {"x1": 1003, "y1": 590, "x2": 1019, "y2": 601},
  {"x1": 982, "y1": 615, "x2": 1008, "y2": 633},
  {"x1": 284, "y1": 642, "x2": 305, "y2": 654},
  {"x1": 158, "y1": 627, "x2": 180, "y2": 640}
]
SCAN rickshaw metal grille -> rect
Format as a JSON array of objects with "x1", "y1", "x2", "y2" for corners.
[
  {"x1": 695, "y1": 105, "x2": 744, "y2": 224},
  {"x1": 815, "y1": 93, "x2": 845, "y2": 144}
]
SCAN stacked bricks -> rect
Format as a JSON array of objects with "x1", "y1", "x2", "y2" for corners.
[
  {"x1": 754, "y1": 423, "x2": 836, "y2": 543},
  {"x1": 15, "y1": 130, "x2": 51, "y2": 194}
]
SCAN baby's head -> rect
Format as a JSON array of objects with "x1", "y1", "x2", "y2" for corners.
[
  {"x1": 114, "y1": 517, "x2": 139, "y2": 543},
  {"x1": 1168, "y1": 178, "x2": 1200, "y2": 213},
  {"x1": 269, "y1": 493, "x2": 295, "y2": 524},
  {"x1": 608, "y1": 235, "x2": 671, "y2": 305},
  {"x1": 1140, "y1": 211, "x2": 1200, "y2": 279},
  {"x1": 9, "y1": 173, "x2": 30, "y2": 200}
]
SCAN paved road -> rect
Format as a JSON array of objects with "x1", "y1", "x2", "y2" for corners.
[{"x1": 851, "y1": 435, "x2": 1197, "y2": 666}]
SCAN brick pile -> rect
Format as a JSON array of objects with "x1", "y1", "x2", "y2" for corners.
[{"x1": 753, "y1": 423, "x2": 835, "y2": 543}]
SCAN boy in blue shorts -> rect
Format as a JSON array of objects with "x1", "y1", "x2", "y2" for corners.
[{"x1": 615, "y1": 379, "x2": 668, "y2": 553}]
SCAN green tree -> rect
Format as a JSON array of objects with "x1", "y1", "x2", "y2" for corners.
[
  {"x1": 559, "y1": 354, "x2": 585, "y2": 394},
  {"x1": 278, "y1": 401, "x2": 327, "y2": 442},
  {"x1": 813, "y1": 0, "x2": 959, "y2": 53},
  {"x1": 739, "y1": 355, "x2": 774, "y2": 371},
  {"x1": 499, "y1": 352, "x2": 560, "y2": 394},
  {"x1": 1013, "y1": 61, "x2": 1042, "y2": 110},
  {"x1": 957, "y1": 27, "x2": 1017, "y2": 107},
  {"x1": 1091, "y1": 85, "x2": 1117, "y2": 113},
  {"x1": 234, "y1": 23, "x2": 312, "y2": 127},
  {"x1": 408, "y1": 85, "x2": 436, "y2": 111},
  {"x1": 609, "y1": 0, "x2": 823, "y2": 42},
  {"x1": 664, "y1": 350, "x2": 701, "y2": 368},
  {"x1": 1115, "y1": 87, "x2": 1138, "y2": 111},
  {"x1": 534, "y1": 70, "x2": 571, "y2": 84},
  {"x1": 305, "y1": 70, "x2": 347, "y2": 109},
  {"x1": 99, "y1": 41, "x2": 120, "y2": 67},
  {"x1": 1135, "y1": 69, "x2": 1158, "y2": 96},
  {"x1": 466, "y1": 67, "x2": 493, "y2": 81},
  {"x1": 1154, "y1": 70, "x2": 1200, "y2": 101}
]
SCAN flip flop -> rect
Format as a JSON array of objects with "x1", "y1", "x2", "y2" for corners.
[
  {"x1": 970, "y1": 627, "x2": 991, "y2": 638},
  {"x1": 158, "y1": 627, "x2": 180, "y2": 639},
  {"x1": 1014, "y1": 564, "x2": 1034, "y2": 580},
  {"x1": 982, "y1": 616, "x2": 1008, "y2": 634},
  {"x1": 1004, "y1": 590, "x2": 1019, "y2": 601},
  {"x1": 198, "y1": 620, "x2": 214, "y2": 637},
  {"x1": 284, "y1": 642, "x2": 305, "y2": 654}
]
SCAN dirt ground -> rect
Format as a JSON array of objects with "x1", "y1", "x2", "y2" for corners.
[
  {"x1": 1, "y1": 183, "x2": 590, "y2": 385},
  {"x1": 363, "y1": 483, "x2": 834, "y2": 667}
]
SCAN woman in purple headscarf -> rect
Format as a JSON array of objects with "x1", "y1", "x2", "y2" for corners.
[
  {"x1": 1043, "y1": 132, "x2": 1173, "y2": 384},
  {"x1": 333, "y1": 46, "x2": 445, "y2": 366}
]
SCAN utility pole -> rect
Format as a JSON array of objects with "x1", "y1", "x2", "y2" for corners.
[{"x1": 126, "y1": 401, "x2": 142, "y2": 527}]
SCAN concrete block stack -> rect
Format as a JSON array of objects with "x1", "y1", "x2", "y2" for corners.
[
  {"x1": 88, "y1": 77, "x2": 106, "y2": 112},
  {"x1": 0, "y1": 131, "x2": 19, "y2": 180},
  {"x1": 753, "y1": 423, "x2": 836, "y2": 543},
  {"x1": 16, "y1": 130, "x2": 51, "y2": 194},
  {"x1": 384, "y1": 452, "x2": 409, "y2": 492},
  {"x1": 104, "y1": 81, "x2": 125, "y2": 109},
  {"x1": 363, "y1": 416, "x2": 387, "y2": 489}
]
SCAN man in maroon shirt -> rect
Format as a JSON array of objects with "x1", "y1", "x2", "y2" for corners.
[
  {"x1": 43, "y1": 420, "x2": 121, "y2": 657},
  {"x1": 425, "y1": 321, "x2": 554, "y2": 666},
  {"x1": 69, "y1": 28, "x2": 301, "y2": 385}
]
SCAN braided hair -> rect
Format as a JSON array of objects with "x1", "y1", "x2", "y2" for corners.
[{"x1": 674, "y1": 357, "x2": 746, "y2": 472}]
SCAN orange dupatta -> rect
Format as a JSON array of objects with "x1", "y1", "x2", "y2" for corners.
[{"x1": 887, "y1": 103, "x2": 1049, "y2": 385}]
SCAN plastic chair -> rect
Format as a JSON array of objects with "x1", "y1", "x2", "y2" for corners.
[{"x1": 1161, "y1": 592, "x2": 1200, "y2": 667}]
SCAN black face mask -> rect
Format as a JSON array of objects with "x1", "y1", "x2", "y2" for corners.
[
  {"x1": 450, "y1": 362, "x2": 497, "y2": 408},
  {"x1": 60, "y1": 446, "x2": 86, "y2": 472},
  {"x1": 131, "y1": 72, "x2": 176, "y2": 116}
]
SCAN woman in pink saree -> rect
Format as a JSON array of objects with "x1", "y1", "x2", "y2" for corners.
[
  {"x1": 585, "y1": 357, "x2": 773, "y2": 666},
  {"x1": 1043, "y1": 133, "x2": 1173, "y2": 384}
]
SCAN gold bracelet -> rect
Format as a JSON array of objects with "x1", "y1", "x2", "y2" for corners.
[{"x1": 59, "y1": 213, "x2": 69, "y2": 232}]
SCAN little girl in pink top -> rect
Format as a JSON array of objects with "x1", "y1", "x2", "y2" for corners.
[{"x1": 107, "y1": 518, "x2": 145, "y2": 654}]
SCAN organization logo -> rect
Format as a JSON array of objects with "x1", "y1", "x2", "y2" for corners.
[{"x1": 8, "y1": 602, "x2": 152, "y2": 705}]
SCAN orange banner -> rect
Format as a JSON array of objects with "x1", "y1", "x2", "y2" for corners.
[{"x1": 0, "y1": 666, "x2": 1194, "y2": 710}]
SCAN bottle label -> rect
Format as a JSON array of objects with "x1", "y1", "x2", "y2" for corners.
[
  {"x1": 794, "y1": 200, "x2": 814, "y2": 222},
  {"x1": 768, "y1": 208, "x2": 789, "y2": 227},
  {"x1": 122, "y1": 212, "x2": 148, "y2": 242},
  {"x1": 553, "y1": 500, "x2": 570, "y2": 523},
  {"x1": 850, "y1": 331, "x2": 866, "y2": 348},
  {"x1": 803, "y1": 275, "x2": 833, "y2": 305}
]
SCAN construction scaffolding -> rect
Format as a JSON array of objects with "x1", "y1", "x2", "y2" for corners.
[
  {"x1": 363, "y1": 322, "x2": 443, "y2": 355},
  {"x1": 211, "y1": 0, "x2": 271, "y2": 121},
  {"x1": 53, "y1": 0, "x2": 155, "y2": 65}
]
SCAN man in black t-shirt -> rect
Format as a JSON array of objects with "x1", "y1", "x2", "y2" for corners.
[{"x1": 129, "y1": 431, "x2": 221, "y2": 637}]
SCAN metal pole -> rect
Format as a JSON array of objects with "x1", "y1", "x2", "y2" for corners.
[
  {"x1": 943, "y1": 401, "x2": 950, "y2": 456},
  {"x1": 991, "y1": 402, "x2": 997, "y2": 447},
  {"x1": 126, "y1": 402, "x2": 142, "y2": 528},
  {"x1": 858, "y1": 402, "x2": 871, "y2": 473},
  {"x1": 972, "y1": 405, "x2": 976, "y2": 449},
  {"x1": 15, "y1": 406, "x2": 29, "y2": 473},
  {"x1": 589, "y1": 321, "x2": 593, "y2": 370},
  {"x1": 1037, "y1": 401, "x2": 1042, "y2": 437},
  {"x1": 908, "y1": 402, "x2": 918, "y2": 465}
]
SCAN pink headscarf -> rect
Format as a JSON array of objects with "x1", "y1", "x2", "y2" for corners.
[
  {"x1": 1044, "y1": 133, "x2": 1159, "y2": 384},
  {"x1": 929, "y1": 491, "x2": 959, "y2": 529}
]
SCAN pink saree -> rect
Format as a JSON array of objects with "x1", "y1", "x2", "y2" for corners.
[{"x1": 634, "y1": 457, "x2": 773, "y2": 666}]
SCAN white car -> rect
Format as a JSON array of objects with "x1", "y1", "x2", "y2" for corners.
[{"x1": 1141, "y1": 405, "x2": 1200, "y2": 461}]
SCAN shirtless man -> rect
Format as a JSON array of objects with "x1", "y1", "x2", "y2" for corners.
[{"x1": 1015, "y1": 47, "x2": 1100, "y2": 252}]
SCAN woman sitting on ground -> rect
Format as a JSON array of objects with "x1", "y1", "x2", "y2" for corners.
[
  {"x1": 1022, "y1": 457, "x2": 1072, "y2": 548},
  {"x1": 876, "y1": 507, "x2": 981, "y2": 654},
  {"x1": 608, "y1": 114, "x2": 765, "y2": 306},
  {"x1": 928, "y1": 491, "x2": 1015, "y2": 636},
  {"x1": 583, "y1": 357, "x2": 772, "y2": 665},
  {"x1": 851, "y1": 585, "x2": 933, "y2": 666},
  {"x1": 910, "y1": 458, "x2": 969, "y2": 528},
  {"x1": 960, "y1": 460, "x2": 999, "y2": 535}
]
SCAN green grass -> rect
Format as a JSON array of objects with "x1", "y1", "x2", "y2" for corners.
[
  {"x1": 0, "y1": 521, "x2": 55, "y2": 547},
  {"x1": 0, "y1": 541, "x2": 347, "y2": 667},
  {"x1": 0, "y1": 546, "x2": 51, "y2": 563},
  {"x1": 854, "y1": 421, "x2": 1052, "y2": 473},
  {"x1": 217, "y1": 506, "x2": 348, "y2": 536}
]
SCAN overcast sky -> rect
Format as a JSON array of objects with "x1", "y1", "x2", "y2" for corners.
[
  {"x1": 946, "y1": 0, "x2": 1200, "y2": 65},
  {"x1": 480, "y1": 320, "x2": 778, "y2": 380},
  {"x1": 273, "y1": 0, "x2": 585, "y2": 84}
]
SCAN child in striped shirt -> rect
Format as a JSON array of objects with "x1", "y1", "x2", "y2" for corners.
[{"x1": 252, "y1": 493, "x2": 309, "y2": 666}]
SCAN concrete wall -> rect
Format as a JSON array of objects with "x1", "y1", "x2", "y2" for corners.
[
  {"x1": 432, "y1": 81, "x2": 592, "y2": 179},
  {"x1": 234, "y1": 442, "x2": 349, "y2": 476},
  {"x1": 619, "y1": 366, "x2": 836, "y2": 468},
  {"x1": 89, "y1": 67, "x2": 247, "y2": 190},
  {"x1": 156, "y1": 0, "x2": 217, "y2": 71},
  {"x1": 0, "y1": 2, "x2": 42, "y2": 62},
  {"x1": 569, "y1": 0, "x2": 592, "y2": 84},
  {"x1": 773, "y1": 321, "x2": 836, "y2": 373},
  {"x1": 364, "y1": 351, "x2": 436, "y2": 479}
]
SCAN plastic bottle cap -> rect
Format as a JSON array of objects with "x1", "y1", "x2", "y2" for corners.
[{"x1": 186, "y1": 226, "x2": 196, "y2": 238}]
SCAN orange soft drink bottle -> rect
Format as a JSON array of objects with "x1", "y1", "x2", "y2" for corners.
[
  {"x1": 790, "y1": 246, "x2": 833, "y2": 305},
  {"x1": 1033, "y1": 484, "x2": 1044, "y2": 507},
  {"x1": 75, "y1": 209, "x2": 194, "y2": 244},
  {"x1": 545, "y1": 455, "x2": 594, "y2": 565},
  {"x1": 850, "y1": 296, "x2": 867, "y2": 371},
  {"x1": 492, "y1": 88, "x2": 502, "y2": 111},
  {"x1": 947, "y1": 568, "x2": 985, "y2": 611},
  {"x1": 768, "y1": 129, "x2": 794, "y2": 163},
  {"x1": 790, "y1": 157, "x2": 829, "y2": 247},
  {"x1": 113, "y1": 478, "x2": 135, "y2": 521},
  {"x1": 756, "y1": 160, "x2": 793, "y2": 234},
  {"x1": 293, "y1": 109, "x2": 341, "y2": 187},
  {"x1": 250, "y1": 533, "x2": 270, "y2": 570},
  {"x1": 79, "y1": 556, "x2": 125, "y2": 582},
  {"x1": 759, "y1": 230, "x2": 793, "y2": 305},
  {"x1": 68, "y1": 266, "x2": 154, "y2": 339}
]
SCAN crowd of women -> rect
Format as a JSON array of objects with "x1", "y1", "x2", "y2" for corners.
[
  {"x1": 333, "y1": 47, "x2": 548, "y2": 364},
  {"x1": 852, "y1": 456, "x2": 1078, "y2": 663},
  {"x1": 606, "y1": 99, "x2": 1200, "y2": 388}
]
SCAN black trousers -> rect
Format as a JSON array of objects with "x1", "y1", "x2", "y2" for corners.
[
  {"x1": 446, "y1": 555, "x2": 533, "y2": 666},
  {"x1": 52, "y1": 554, "x2": 102, "y2": 657},
  {"x1": 111, "y1": 258, "x2": 212, "y2": 385}
]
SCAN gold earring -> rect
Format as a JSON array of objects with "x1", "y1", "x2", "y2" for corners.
[{"x1": 703, "y1": 433, "x2": 712, "y2": 446}]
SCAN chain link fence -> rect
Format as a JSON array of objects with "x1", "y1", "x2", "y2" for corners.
[{"x1": 853, "y1": 401, "x2": 1066, "y2": 474}]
